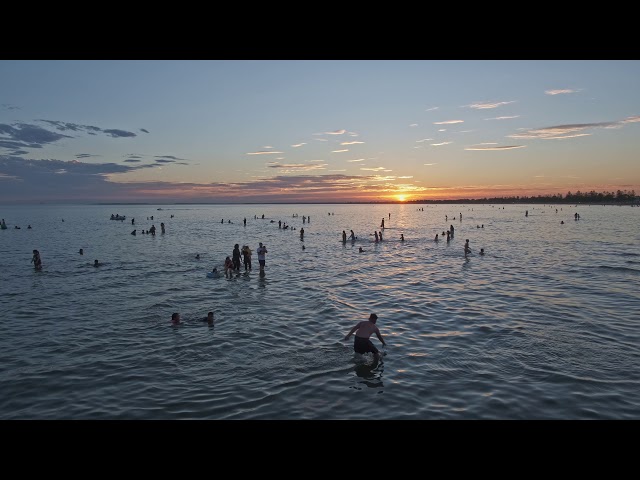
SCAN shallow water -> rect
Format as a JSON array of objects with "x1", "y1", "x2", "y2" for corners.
[{"x1": 0, "y1": 203, "x2": 638, "y2": 419}]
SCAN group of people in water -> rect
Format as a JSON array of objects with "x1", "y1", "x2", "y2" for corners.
[{"x1": 209, "y1": 241, "x2": 267, "y2": 278}]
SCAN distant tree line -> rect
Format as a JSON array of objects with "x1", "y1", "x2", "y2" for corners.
[{"x1": 409, "y1": 189, "x2": 637, "y2": 205}]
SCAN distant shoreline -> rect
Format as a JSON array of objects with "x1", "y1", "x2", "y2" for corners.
[{"x1": 1, "y1": 200, "x2": 638, "y2": 206}]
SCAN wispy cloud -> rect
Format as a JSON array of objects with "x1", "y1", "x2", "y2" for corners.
[
  {"x1": 291, "y1": 143, "x2": 307, "y2": 147},
  {"x1": 331, "y1": 149, "x2": 349, "y2": 153},
  {"x1": 620, "y1": 115, "x2": 640, "y2": 124},
  {"x1": 416, "y1": 138, "x2": 433, "y2": 143},
  {"x1": 434, "y1": 120, "x2": 464, "y2": 125},
  {"x1": 507, "y1": 119, "x2": 634, "y2": 140},
  {"x1": 465, "y1": 145, "x2": 526, "y2": 151},
  {"x1": 324, "y1": 129, "x2": 346, "y2": 135},
  {"x1": 247, "y1": 150, "x2": 284, "y2": 155},
  {"x1": 424, "y1": 163, "x2": 438, "y2": 166},
  {"x1": 266, "y1": 162, "x2": 327, "y2": 171},
  {"x1": 431, "y1": 141, "x2": 452, "y2": 146},
  {"x1": 75, "y1": 153, "x2": 101, "y2": 159},
  {"x1": 140, "y1": 128, "x2": 149, "y2": 133},
  {"x1": 545, "y1": 89, "x2": 579, "y2": 95},
  {"x1": 485, "y1": 115, "x2": 520, "y2": 121},
  {"x1": 467, "y1": 101, "x2": 515, "y2": 110},
  {"x1": 347, "y1": 158, "x2": 365, "y2": 162},
  {"x1": 154, "y1": 155, "x2": 188, "y2": 161},
  {"x1": 340, "y1": 141, "x2": 364, "y2": 145}
]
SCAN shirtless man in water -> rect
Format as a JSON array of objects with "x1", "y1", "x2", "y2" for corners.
[{"x1": 344, "y1": 313, "x2": 386, "y2": 362}]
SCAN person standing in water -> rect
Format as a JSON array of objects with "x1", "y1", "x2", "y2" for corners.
[
  {"x1": 464, "y1": 239, "x2": 471, "y2": 256},
  {"x1": 344, "y1": 313, "x2": 386, "y2": 363},
  {"x1": 232, "y1": 244, "x2": 242, "y2": 271},
  {"x1": 31, "y1": 249, "x2": 42, "y2": 270},
  {"x1": 257, "y1": 242, "x2": 267, "y2": 272},
  {"x1": 241, "y1": 245, "x2": 252, "y2": 271}
]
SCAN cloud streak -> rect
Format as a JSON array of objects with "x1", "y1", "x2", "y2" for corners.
[{"x1": 467, "y1": 101, "x2": 515, "y2": 109}]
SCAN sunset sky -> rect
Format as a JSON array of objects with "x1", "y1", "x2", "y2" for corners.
[{"x1": 1, "y1": 60, "x2": 638, "y2": 204}]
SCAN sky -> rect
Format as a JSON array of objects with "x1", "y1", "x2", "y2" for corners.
[{"x1": 1, "y1": 60, "x2": 639, "y2": 204}]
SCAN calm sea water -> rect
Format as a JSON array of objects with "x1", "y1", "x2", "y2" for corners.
[{"x1": 0, "y1": 203, "x2": 638, "y2": 419}]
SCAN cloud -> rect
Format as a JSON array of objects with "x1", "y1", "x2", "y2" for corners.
[
  {"x1": 331, "y1": 149, "x2": 349, "y2": 153},
  {"x1": 424, "y1": 163, "x2": 438, "y2": 166},
  {"x1": 545, "y1": 89, "x2": 578, "y2": 95},
  {"x1": 266, "y1": 162, "x2": 327, "y2": 171},
  {"x1": 620, "y1": 115, "x2": 640, "y2": 124},
  {"x1": 103, "y1": 129, "x2": 136, "y2": 138},
  {"x1": 291, "y1": 143, "x2": 307, "y2": 147},
  {"x1": 465, "y1": 145, "x2": 526, "y2": 151},
  {"x1": 247, "y1": 150, "x2": 284, "y2": 155},
  {"x1": 347, "y1": 159, "x2": 365, "y2": 162},
  {"x1": 140, "y1": 128, "x2": 149, "y2": 133},
  {"x1": 38, "y1": 120, "x2": 102, "y2": 133},
  {"x1": 467, "y1": 101, "x2": 515, "y2": 109},
  {"x1": 416, "y1": 138, "x2": 433, "y2": 143},
  {"x1": 409, "y1": 124, "x2": 418, "y2": 127},
  {"x1": 507, "y1": 121, "x2": 621, "y2": 140},
  {"x1": 0, "y1": 155, "x2": 159, "y2": 201},
  {"x1": 340, "y1": 141, "x2": 364, "y2": 145},
  {"x1": 324, "y1": 129, "x2": 346, "y2": 135},
  {"x1": 360, "y1": 167, "x2": 387, "y2": 171},
  {"x1": 433, "y1": 120, "x2": 464, "y2": 125},
  {"x1": 0, "y1": 119, "x2": 141, "y2": 156},
  {"x1": 1, "y1": 104, "x2": 20, "y2": 111},
  {"x1": 75, "y1": 153, "x2": 101, "y2": 159},
  {"x1": 0, "y1": 123, "x2": 71, "y2": 149},
  {"x1": 154, "y1": 155, "x2": 188, "y2": 161},
  {"x1": 485, "y1": 115, "x2": 520, "y2": 121},
  {"x1": 431, "y1": 141, "x2": 452, "y2": 146},
  {"x1": 425, "y1": 107, "x2": 439, "y2": 111}
]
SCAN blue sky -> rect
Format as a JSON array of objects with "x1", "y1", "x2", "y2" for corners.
[{"x1": 1, "y1": 60, "x2": 638, "y2": 203}]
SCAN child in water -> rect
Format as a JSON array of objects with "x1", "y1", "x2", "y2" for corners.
[{"x1": 224, "y1": 256, "x2": 234, "y2": 277}]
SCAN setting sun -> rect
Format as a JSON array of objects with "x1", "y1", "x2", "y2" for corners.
[{"x1": 396, "y1": 194, "x2": 407, "y2": 202}]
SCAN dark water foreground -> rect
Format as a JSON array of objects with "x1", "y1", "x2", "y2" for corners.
[{"x1": 1, "y1": 203, "x2": 638, "y2": 419}]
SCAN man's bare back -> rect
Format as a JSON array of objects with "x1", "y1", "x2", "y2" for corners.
[{"x1": 352, "y1": 320, "x2": 380, "y2": 339}]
